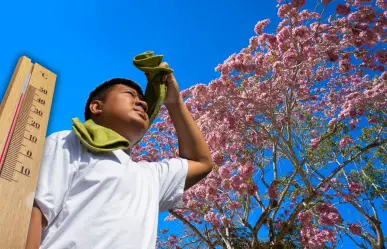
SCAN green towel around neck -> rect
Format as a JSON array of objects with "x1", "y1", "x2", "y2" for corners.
[
  {"x1": 71, "y1": 51, "x2": 173, "y2": 153},
  {"x1": 71, "y1": 117, "x2": 130, "y2": 153}
]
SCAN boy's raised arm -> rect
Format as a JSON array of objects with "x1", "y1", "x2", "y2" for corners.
[{"x1": 158, "y1": 62, "x2": 214, "y2": 190}]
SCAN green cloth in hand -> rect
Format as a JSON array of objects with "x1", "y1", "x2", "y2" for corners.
[
  {"x1": 133, "y1": 51, "x2": 173, "y2": 127},
  {"x1": 71, "y1": 51, "x2": 173, "y2": 153}
]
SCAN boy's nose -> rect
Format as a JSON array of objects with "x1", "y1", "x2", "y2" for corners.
[{"x1": 135, "y1": 99, "x2": 148, "y2": 113}]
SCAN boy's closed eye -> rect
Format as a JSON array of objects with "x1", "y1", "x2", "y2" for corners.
[
  {"x1": 126, "y1": 91, "x2": 136, "y2": 97},
  {"x1": 126, "y1": 91, "x2": 148, "y2": 112},
  {"x1": 126, "y1": 91, "x2": 145, "y2": 101}
]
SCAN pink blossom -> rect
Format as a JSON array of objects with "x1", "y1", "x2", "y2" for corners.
[
  {"x1": 180, "y1": 89, "x2": 191, "y2": 99},
  {"x1": 339, "y1": 60, "x2": 351, "y2": 73},
  {"x1": 339, "y1": 137, "x2": 354, "y2": 147},
  {"x1": 301, "y1": 226, "x2": 337, "y2": 248},
  {"x1": 194, "y1": 185, "x2": 207, "y2": 198},
  {"x1": 328, "y1": 118, "x2": 337, "y2": 126},
  {"x1": 229, "y1": 154, "x2": 237, "y2": 162},
  {"x1": 160, "y1": 229, "x2": 169, "y2": 234},
  {"x1": 311, "y1": 138, "x2": 320, "y2": 149},
  {"x1": 318, "y1": 212, "x2": 342, "y2": 226},
  {"x1": 230, "y1": 201, "x2": 241, "y2": 209},
  {"x1": 204, "y1": 212, "x2": 220, "y2": 228},
  {"x1": 248, "y1": 183, "x2": 258, "y2": 195},
  {"x1": 322, "y1": 0, "x2": 332, "y2": 5},
  {"x1": 292, "y1": 0, "x2": 306, "y2": 8},
  {"x1": 360, "y1": 30, "x2": 379, "y2": 47},
  {"x1": 320, "y1": 184, "x2": 330, "y2": 192},
  {"x1": 204, "y1": 177, "x2": 218, "y2": 187},
  {"x1": 327, "y1": 50, "x2": 339, "y2": 62},
  {"x1": 294, "y1": 26, "x2": 310, "y2": 41},
  {"x1": 299, "y1": 9, "x2": 320, "y2": 20},
  {"x1": 377, "y1": 0, "x2": 387, "y2": 10},
  {"x1": 238, "y1": 183, "x2": 249, "y2": 195},
  {"x1": 167, "y1": 234, "x2": 178, "y2": 244},
  {"x1": 249, "y1": 36, "x2": 259, "y2": 50},
  {"x1": 277, "y1": 26, "x2": 291, "y2": 43},
  {"x1": 254, "y1": 19, "x2": 270, "y2": 35},
  {"x1": 368, "y1": 117, "x2": 377, "y2": 124},
  {"x1": 259, "y1": 34, "x2": 277, "y2": 48},
  {"x1": 349, "y1": 223, "x2": 362, "y2": 235},
  {"x1": 206, "y1": 187, "x2": 217, "y2": 201},
  {"x1": 316, "y1": 203, "x2": 331, "y2": 213},
  {"x1": 187, "y1": 199, "x2": 198, "y2": 209},
  {"x1": 245, "y1": 114, "x2": 255, "y2": 123},
  {"x1": 283, "y1": 50, "x2": 298, "y2": 67},
  {"x1": 350, "y1": 120, "x2": 356, "y2": 130},
  {"x1": 230, "y1": 175, "x2": 244, "y2": 190},
  {"x1": 356, "y1": 6, "x2": 377, "y2": 23},
  {"x1": 213, "y1": 151, "x2": 225, "y2": 165},
  {"x1": 278, "y1": 3, "x2": 291, "y2": 18},
  {"x1": 316, "y1": 203, "x2": 342, "y2": 226},
  {"x1": 348, "y1": 182, "x2": 363, "y2": 195},
  {"x1": 164, "y1": 214, "x2": 176, "y2": 222},
  {"x1": 298, "y1": 210, "x2": 313, "y2": 225},
  {"x1": 336, "y1": 4, "x2": 350, "y2": 15},
  {"x1": 323, "y1": 33, "x2": 340, "y2": 44},
  {"x1": 268, "y1": 186, "x2": 278, "y2": 199},
  {"x1": 218, "y1": 166, "x2": 232, "y2": 178},
  {"x1": 238, "y1": 163, "x2": 254, "y2": 179}
]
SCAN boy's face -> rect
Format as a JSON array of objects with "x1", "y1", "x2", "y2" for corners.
[{"x1": 90, "y1": 84, "x2": 149, "y2": 143}]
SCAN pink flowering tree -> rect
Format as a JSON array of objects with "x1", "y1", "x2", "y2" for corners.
[{"x1": 133, "y1": 0, "x2": 387, "y2": 248}]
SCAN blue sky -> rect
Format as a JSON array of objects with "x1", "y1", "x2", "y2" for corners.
[
  {"x1": 1, "y1": 0, "x2": 385, "y2": 247},
  {"x1": 0, "y1": 0, "x2": 277, "y2": 134}
]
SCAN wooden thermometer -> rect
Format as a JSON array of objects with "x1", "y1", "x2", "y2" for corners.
[{"x1": 0, "y1": 56, "x2": 56, "y2": 248}]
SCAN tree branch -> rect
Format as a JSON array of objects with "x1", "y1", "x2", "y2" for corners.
[
  {"x1": 273, "y1": 138, "x2": 387, "y2": 248},
  {"x1": 169, "y1": 210, "x2": 216, "y2": 249},
  {"x1": 315, "y1": 137, "x2": 387, "y2": 190}
]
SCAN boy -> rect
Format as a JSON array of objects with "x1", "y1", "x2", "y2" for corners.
[{"x1": 26, "y1": 62, "x2": 213, "y2": 249}]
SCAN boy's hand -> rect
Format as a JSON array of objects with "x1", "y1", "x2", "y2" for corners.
[{"x1": 145, "y1": 62, "x2": 182, "y2": 105}]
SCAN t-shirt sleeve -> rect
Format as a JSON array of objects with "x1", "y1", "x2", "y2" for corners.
[
  {"x1": 154, "y1": 157, "x2": 188, "y2": 212},
  {"x1": 34, "y1": 135, "x2": 77, "y2": 227}
]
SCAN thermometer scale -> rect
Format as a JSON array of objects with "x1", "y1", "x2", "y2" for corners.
[{"x1": 0, "y1": 56, "x2": 56, "y2": 248}]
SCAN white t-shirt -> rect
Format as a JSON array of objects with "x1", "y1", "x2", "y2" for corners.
[{"x1": 34, "y1": 130, "x2": 188, "y2": 249}]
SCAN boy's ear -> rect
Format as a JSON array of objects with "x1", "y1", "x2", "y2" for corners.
[{"x1": 89, "y1": 100, "x2": 103, "y2": 116}]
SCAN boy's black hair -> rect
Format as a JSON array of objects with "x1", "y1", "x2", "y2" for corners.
[{"x1": 84, "y1": 78, "x2": 144, "y2": 121}]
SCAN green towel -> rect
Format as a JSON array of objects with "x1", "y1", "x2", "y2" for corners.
[
  {"x1": 72, "y1": 117, "x2": 130, "y2": 153},
  {"x1": 133, "y1": 51, "x2": 173, "y2": 126},
  {"x1": 71, "y1": 51, "x2": 173, "y2": 153}
]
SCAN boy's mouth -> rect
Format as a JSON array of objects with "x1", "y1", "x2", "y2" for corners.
[
  {"x1": 133, "y1": 106, "x2": 147, "y2": 120},
  {"x1": 136, "y1": 111, "x2": 146, "y2": 120}
]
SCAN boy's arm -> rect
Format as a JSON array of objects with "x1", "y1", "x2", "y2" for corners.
[
  {"x1": 159, "y1": 63, "x2": 214, "y2": 190},
  {"x1": 165, "y1": 100, "x2": 213, "y2": 190},
  {"x1": 25, "y1": 201, "x2": 47, "y2": 249}
]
